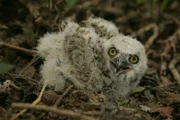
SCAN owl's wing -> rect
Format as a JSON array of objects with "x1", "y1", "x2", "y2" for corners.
[
  {"x1": 37, "y1": 21, "x2": 79, "y2": 59},
  {"x1": 63, "y1": 26, "x2": 109, "y2": 91},
  {"x1": 39, "y1": 22, "x2": 107, "y2": 91},
  {"x1": 85, "y1": 16, "x2": 120, "y2": 39}
]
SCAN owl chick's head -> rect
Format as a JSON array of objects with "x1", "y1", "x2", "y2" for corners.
[{"x1": 102, "y1": 35, "x2": 147, "y2": 84}]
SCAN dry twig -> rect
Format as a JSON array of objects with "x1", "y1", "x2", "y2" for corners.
[
  {"x1": 169, "y1": 57, "x2": 180, "y2": 86},
  {"x1": 160, "y1": 29, "x2": 180, "y2": 75},
  {"x1": 147, "y1": 49, "x2": 161, "y2": 58},
  {"x1": 0, "y1": 42, "x2": 37, "y2": 54},
  {"x1": 18, "y1": 55, "x2": 40, "y2": 76},
  {"x1": 9, "y1": 81, "x2": 47, "y2": 120},
  {"x1": 137, "y1": 23, "x2": 159, "y2": 50},
  {"x1": 161, "y1": 29, "x2": 180, "y2": 57},
  {"x1": 11, "y1": 103, "x2": 98, "y2": 120},
  {"x1": 54, "y1": 85, "x2": 73, "y2": 107},
  {"x1": 9, "y1": 80, "x2": 22, "y2": 91},
  {"x1": 160, "y1": 60, "x2": 168, "y2": 76}
]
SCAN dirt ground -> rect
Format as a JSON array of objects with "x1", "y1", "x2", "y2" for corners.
[{"x1": 0, "y1": 0, "x2": 180, "y2": 120}]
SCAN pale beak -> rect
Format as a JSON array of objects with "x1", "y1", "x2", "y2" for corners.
[{"x1": 110, "y1": 56, "x2": 132, "y2": 76}]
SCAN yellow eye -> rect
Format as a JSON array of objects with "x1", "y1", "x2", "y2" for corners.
[
  {"x1": 108, "y1": 47, "x2": 117, "y2": 57},
  {"x1": 129, "y1": 55, "x2": 139, "y2": 64}
]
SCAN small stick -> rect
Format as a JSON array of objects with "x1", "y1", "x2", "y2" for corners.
[
  {"x1": 160, "y1": 29, "x2": 180, "y2": 75},
  {"x1": 11, "y1": 103, "x2": 98, "y2": 120},
  {"x1": 18, "y1": 55, "x2": 40, "y2": 76},
  {"x1": 10, "y1": 81, "x2": 22, "y2": 91},
  {"x1": 160, "y1": 60, "x2": 168, "y2": 76},
  {"x1": 10, "y1": 81, "x2": 47, "y2": 120},
  {"x1": 137, "y1": 23, "x2": 159, "y2": 50},
  {"x1": 54, "y1": 85, "x2": 73, "y2": 107},
  {"x1": 147, "y1": 49, "x2": 160, "y2": 58},
  {"x1": 161, "y1": 29, "x2": 180, "y2": 57},
  {"x1": 169, "y1": 57, "x2": 180, "y2": 86},
  {"x1": 0, "y1": 42, "x2": 37, "y2": 54}
]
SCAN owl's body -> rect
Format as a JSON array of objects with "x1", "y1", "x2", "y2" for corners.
[{"x1": 37, "y1": 17, "x2": 147, "y2": 97}]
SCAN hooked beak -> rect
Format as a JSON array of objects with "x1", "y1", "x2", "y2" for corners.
[{"x1": 110, "y1": 56, "x2": 133, "y2": 76}]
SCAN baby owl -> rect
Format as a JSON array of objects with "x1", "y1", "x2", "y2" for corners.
[{"x1": 37, "y1": 16, "x2": 148, "y2": 97}]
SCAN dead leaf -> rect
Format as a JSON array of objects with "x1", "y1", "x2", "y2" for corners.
[
  {"x1": 156, "y1": 87, "x2": 180, "y2": 105},
  {"x1": 18, "y1": 66, "x2": 36, "y2": 78},
  {"x1": 132, "y1": 86, "x2": 145, "y2": 93},
  {"x1": 150, "y1": 106, "x2": 174, "y2": 118}
]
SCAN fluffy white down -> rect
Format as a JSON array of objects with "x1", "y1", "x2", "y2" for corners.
[
  {"x1": 37, "y1": 21, "x2": 79, "y2": 58},
  {"x1": 85, "y1": 16, "x2": 120, "y2": 39},
  {"x1": 37, "y1": 16, "x2": 148, "y2": 97}
]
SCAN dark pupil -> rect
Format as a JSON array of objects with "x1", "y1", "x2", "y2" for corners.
[
  {"x1": 132, "y1": 56, "x2": 136, "y2": 61},
  {"x1": 111, "y1": 49, "x2": 115, "y2": 53}
]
